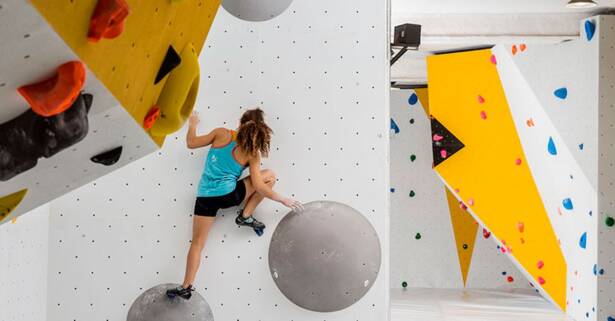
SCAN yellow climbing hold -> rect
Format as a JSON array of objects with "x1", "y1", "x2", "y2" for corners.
[
  {"x1": 150, "y1": 43, "x2": 200, "y2": 137},
  {"x1": 0, "y1": 189, "x2": 28, "y2": 222}
]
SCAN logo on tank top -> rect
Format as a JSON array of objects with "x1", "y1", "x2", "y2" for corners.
[{"x1": 210, "y1": 155, "x2": 218, "y2": 163}]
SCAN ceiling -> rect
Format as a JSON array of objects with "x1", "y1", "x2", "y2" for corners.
[
  {"x1": 390, "y1": 0, "x2": 615, "y2": 84},
  {"x1": 393, "y1": 0, "x2": 615, "y2": 15}
]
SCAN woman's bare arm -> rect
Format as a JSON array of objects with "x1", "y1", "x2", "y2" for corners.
[
  {"x1": 248, "y1": 154, "x2": 303, "y2": 210},
  {"x1": 186, "y1": 112, "x2": 224, "y2": 149}
]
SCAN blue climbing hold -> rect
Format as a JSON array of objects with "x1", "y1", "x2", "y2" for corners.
[
  {"x1": 548, "y1": 137, "x2": 558, "y2": 155},
  {"x1": 580, "y1": 232, "x2": 587, "y2": 249},
  {"x1": 390, "y1": 188, "x2": 396, "y2": 193},
  {"x1": 391, "y1": 118, "x2": 400, "y2": 134},
  {"x1": 585, "y1": 20, "x2": 596, "y2": 41},
  {"x1": 408, "y1": 93, "x2": 418, "y2": 105},
  {"x1": 594, "y1": 264, "x2": 598, "y2": 275},
  {"x1": 563, "y1": 198, "x2": 574, "y2": 210},
  {"x1": 554, "y1": 88, "x2": 568, "y2": 100},
  {"x1": 579, "y1": 143, "x2": 584, "y2": 151},
  {"x1": 608, "y1": 316, "x2": 615, "y2": 321}
]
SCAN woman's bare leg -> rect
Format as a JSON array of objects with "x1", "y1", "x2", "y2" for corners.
[
  {"x1": 182, "y1": 215, "x2": 215, "y2": 288},
  {"x1": 241, "y1": 169, "x2": 276, "y2": 217}
]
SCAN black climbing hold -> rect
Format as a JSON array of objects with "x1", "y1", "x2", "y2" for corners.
[
  {"x1": 431, "y1": 117, "x2": 465, "y2": 167},
  {"x1": 0, "y1": 93, "x2": 92, "y2": 181},
  {"x1": 91, "y1": 146, "x2": 123, "y2": 166},
  {"x1": 155, "y1": 45, "x2": 182, "y2": 84}
]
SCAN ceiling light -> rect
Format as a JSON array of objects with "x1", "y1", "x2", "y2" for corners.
[{"x1": 567, "y1": 0, "x2": 598, "y2": 9}]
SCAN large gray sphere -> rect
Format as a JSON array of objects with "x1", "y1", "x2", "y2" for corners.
[
  {"x1": 269, "y1": 201, "x2": 381, "y2": 312},
  {"x1": 127, "y1": 284, "x2": 214, "y2": 321},
  {"x1": 222, "y1": 0, "x2": 293, "y2": 21}
]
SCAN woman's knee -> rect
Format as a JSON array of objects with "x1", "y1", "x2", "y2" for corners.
[
  {"x1": 262, "y1": 169, "x2": 276, "y2": 183},
  {"x1": 191, "y1": 238, "x2": 206, "y2": 251}
]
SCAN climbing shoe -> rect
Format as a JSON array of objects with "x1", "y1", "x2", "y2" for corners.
[{"x1": 166, "y1": 285, "x2": 195, "y2": 300}]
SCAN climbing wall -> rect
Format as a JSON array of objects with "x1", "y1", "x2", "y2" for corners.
[
  {"x1": 0, "y1": 205, "x2": 49, "y2": 321},
  {"x1": 426, "y1": 15, "x2": 615, "y2": 321},
  {"x1": 47, "y1": 1, "x2": 389, "y2": 321},
  {"x1": 30, "y1": 0, "x2": 221, "y2": 144},
  {"x1": 390, "y1": 88, "x2": 530, "y2": 290},
  {"x1": 0, "y1": 0, "x2": 157, "y2": 224},
  {"x1": 597, "y1": 16, "x2": 615, "y2": 321}
]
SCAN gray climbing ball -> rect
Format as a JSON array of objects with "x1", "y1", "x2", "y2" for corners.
[
  {"x1": 269, "y1": 201, "x2": 381, "y2": 312},
  {"x1": 127, "y1": 283, "x2": 214, "y2": 321}
]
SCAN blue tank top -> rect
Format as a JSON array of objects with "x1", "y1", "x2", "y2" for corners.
[{"x1": 197, "y1": 131, "x2": 246, "y2": 197}]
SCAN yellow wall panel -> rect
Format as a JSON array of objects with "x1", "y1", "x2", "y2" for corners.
[
  {"x1": 427, "y1": 49, "x2": 567, "y2": 309},
  {"x1": 30, "y1": 0, "x2": 221, "y2": 144},
  {"x1": 446, "y1": 189, "x2": 478, "y2": 286}
]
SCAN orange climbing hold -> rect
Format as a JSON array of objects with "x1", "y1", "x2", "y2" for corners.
[
  {"x1": 88, "y1": 0, "x2": 130, "y2": 43},
  {"x1": 144, "y1": 105, "x2": 161, "y2": 130},
  {"x1": 17, "y1": 61, "x2": 86, "y2": 117}
]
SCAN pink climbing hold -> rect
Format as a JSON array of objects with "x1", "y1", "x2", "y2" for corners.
[
  {"x1": 433, "y1": 134, "x2": 443, "y2": 142},
  {"x1": 515, "y1": 158, "x2": 522, "y2": 165},
  {"x1": 459, "y1": 202, "x2": 468, "y2": 211},
  {"x1": 517, "y1": 222, "x2": 525, "y2": 233},
  {"x1": 478, "y1": 95, "x2": 485, "y2": 104},
  {"x1": 440, "y1": 149, "x2": 448, "y2": 159},
  {"x1": 490, "y1": 54, "x2": 497, "y2": 65},
  {"x1": 538, "y1": 277, "x2": 546, "y2": 285},
  {"x1": 467, "y1": 198, "x2": 475, "y2": 206},
  {"x1": 537, "y1": 261, "x2": 544, "y2": 269},
  {"x1": 480, "y1": 111, "x2": 487, "y2": 120}
]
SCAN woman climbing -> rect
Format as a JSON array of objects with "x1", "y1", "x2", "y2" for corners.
[{"x1": 166, "y1": 108, "x2": 303, "y2": 300}]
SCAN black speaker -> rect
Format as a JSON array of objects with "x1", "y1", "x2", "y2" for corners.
[{"x1": 393, "y1": 24, "x2": 421, "y2": 47}]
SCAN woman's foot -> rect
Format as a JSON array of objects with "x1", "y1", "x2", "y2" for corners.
[
  {"x1": 166, "y1": 285, "x2": 195, "y2": 300},
  {"x1": 236, "y1": 209, "x2": 266, "y2": 236},
  {"x1": 235, "y1": 210, "x2": 265, "y2": 229}
]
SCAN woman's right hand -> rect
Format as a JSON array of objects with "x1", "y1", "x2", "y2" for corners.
[
  {"x1": 189, "y1": 111, "x2": 200, "y2": 127},
  {"x1": 281, "y1": 198, "x2": 304, "y2": 211}
]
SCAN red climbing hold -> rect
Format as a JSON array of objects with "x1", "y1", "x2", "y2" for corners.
[
  {"x1": 88, "y1": 0, "x2": 130, "y2": 43},
  {"x1": 482, "y1": 228, "x2": 491, "y2": 239},
  {"x1": 537, "y1": 260, "x2": 544, "y2": 269},
  {"x1": 17, "y1": 61, "x2": 86, "y2": 117},
  {"x1": 507, "y1": 276, "x2": 514, "y2": 283},
  {"x1": 480, "y1": 111, "x2": 487, "y2": 120},
  {"x1": 538, "y1": 277, "x2": 546, "y2": 285},
  {"x1": 477, "y1": 95, "x2": 485, "y2": 104},
  {"x1": 144, "y1": 105, "x2": 161, "y2": 130}
]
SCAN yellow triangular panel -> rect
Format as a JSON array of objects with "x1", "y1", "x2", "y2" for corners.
[
  {"x1": 0, "y1": 189, "x2": 28, "y2": 222},
  {"x1": 446, "y1": 188, "x2": 478, "y2": 286},
  {"x1": 415, "y1": 88, "x2": 430, "y2": 115},
  {"x1": 427, "y1": 49, "x2": 567, "y2": 310}
]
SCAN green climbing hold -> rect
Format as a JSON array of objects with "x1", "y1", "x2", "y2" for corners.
[
  {"x1": 606, "y1": 216, "x2": 615, "y2": 227},
  {"x1": 402, "y1": 281, "x2": 408, "y2": 288},
  {"x1": 410, "y1": 154, "x2": 416, "y2": 162},
  {"x1": 409, "y1": 191, "x2": 415, "y2": 197},
  {"x1": 415, "y1": 233, "x2": 421, "y2": 240}
]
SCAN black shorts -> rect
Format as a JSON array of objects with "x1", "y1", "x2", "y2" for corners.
[{"x1": 194, "y1": 180, "x2": 246, "y2": 217}]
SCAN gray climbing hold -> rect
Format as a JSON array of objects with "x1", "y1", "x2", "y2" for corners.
[
  {"x1": 268, "y1": 201, "x2": 381, "y2": 312},
  {"x1": 127, "y1": 283, "x2": 214, "y2": 321},
  {"x1": 222, "y1": 0, "x2": 293, "y2": 22}
]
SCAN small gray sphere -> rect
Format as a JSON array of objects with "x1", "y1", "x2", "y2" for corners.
[
  {"x1": 127, "y1": 284, "x2": 214, "y2": 321},
  {"x1": 269, "y1": 201, "x2": 381, "y2": 312},
  {"x1": 222, "y1": 0, "x2": 293, "y2": 21}
]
